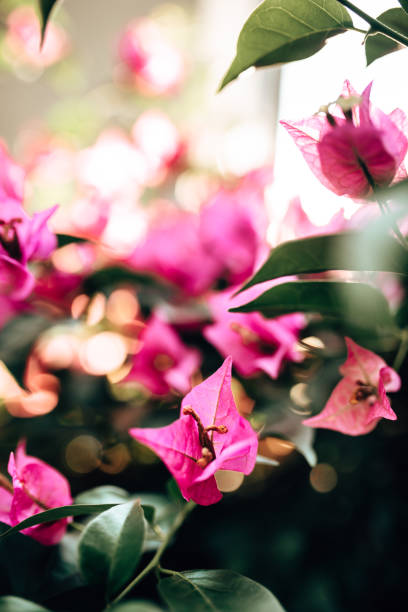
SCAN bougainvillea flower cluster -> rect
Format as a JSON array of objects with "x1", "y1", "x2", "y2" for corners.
[
  {"x1": 130, "y1": 357, "x2": 258, "y2": 505},
  {"x1": 282, "y1": 81, "x2": 408, "y2": 198},
  {"x1": 303, "y1": 338, "x2": 400, "y2": 436},
  {"x1": 0, "y1": 441, "x2": 72, "y2": 545}
]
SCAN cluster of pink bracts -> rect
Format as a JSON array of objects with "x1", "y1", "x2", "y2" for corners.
[{"x1": 0, "y1": 79, "x2": 405, "y2": 544}]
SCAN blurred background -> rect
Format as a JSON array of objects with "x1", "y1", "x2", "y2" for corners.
[{"x1": 0, "y1": 1, "x2": 407, "y2": 611}]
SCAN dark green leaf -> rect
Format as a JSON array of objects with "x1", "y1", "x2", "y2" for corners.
[
  {"x1": 398, "y1": 1, "x2": 408, "y2": 15},
  {"x1": 78, "y1": 501, "x2": 145, "y2": 599},
  {"x1": 0, "y1": 597, "x2": 50, "y2": 611},
  {"x1": 38, "y1": 1, "x2": 59, "y2": 41},
  {"x1": 240, "y1": 232, "x2": 408, "y2": 291},
  {"x1": 365, "y1": 9, "x2": 408, "y2": 65},
  {"x1": 219, "y1": 0, "x2": 352, "y2": 90},
  {"x1": 158, "y1": 569, "x2": 285, "y2": 612},
  {"x1": 166, "y1": 478, "x2": 184, "y2": 505},
  {"x1": 56, "y1": 234, "x2": 87, "y2": 248},
  {"x1": 0, "y1": 504, "x2": 123, "y2": 539},
  {"x1": 231, "y1": 280, "x2": 394, "y2": 330}
]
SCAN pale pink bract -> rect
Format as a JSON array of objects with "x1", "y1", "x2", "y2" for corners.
[
  {"x1": 303, "y1": 337, "x2": 400, "y2": 436},
  {"x1": 281, "y1": 81, "x2": 408, "y2": 198},
  {"x1": 129, "y1": 357, "x2": 258, "y2": 505}
]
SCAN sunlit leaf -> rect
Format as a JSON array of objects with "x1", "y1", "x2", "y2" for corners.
[
  {"x1": 220, "y1": 0, "x2": 352, "y2": 89},
  {"x1": 231, "y1": 280, "x2": 394, "y2": 330},
  {"x1": 365, "y1": 9, "x2": 408, "y2": 65},
  {"x1": 78, "y1": 501, "x2": 145, "y2": 599},
  {"x1": 158, "y1": 569, "x2": 286, "y2": 612},
  {"x1": 240, "y1": 232, "x2": 408, "y2": 291}
]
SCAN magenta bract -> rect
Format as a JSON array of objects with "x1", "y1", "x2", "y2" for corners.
[
  {"x1": 0, "y1": 441, "x2": 72, "y2": 545},
  {"x1": 125, "y1": 314, "x2": 201, "y2": 395},
  {"x1": 281, "y1": 81, "x2": 408, "y2": 198},
  {"x1": 129, "y1": 357, "x2": 258, "y2": 505},
  {"x1": 303, "y1": 338, "x2": 400, "y2": 436}
]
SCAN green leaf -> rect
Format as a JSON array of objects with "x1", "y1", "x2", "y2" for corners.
[
  {"x1": 0, "y1": 597, "x2": 50, "y2": 611},
  {"x1": 75, "y1": 486, "x2": 131, "y2": 505},
  {"x1": 110, "y1": 602, "x2": 165, "y2": 611},
  {"x1": 38, "y1": 1, "x2": 60, "y2": 41},
  {"x1": 398, "y1": 1, "x2": 408, "y2": 15},
  {"x1": 231, "y1": 280, "x2": 394, "y2": 330},
  {"x1": 365, "y1": 9, "x2": 408, "y2": 65},
  {"x1": 0, "y1": 503, "x2": 123, "y2": 539},
  {"x1": 56, "y1": 234, "x2": 87, "y2": 248},
  {"x1": 78, "y1": 501, "x2": 145, "y2": 599},
  {"x1": 219, "y1": 0, "x2": 352, "y2": 90},
  {"x1": 158, "y1": 569, "x2": 285, "y2": 612},
  {"x1": 240, "y1": 232, "x2": 408, "y2": 291}
]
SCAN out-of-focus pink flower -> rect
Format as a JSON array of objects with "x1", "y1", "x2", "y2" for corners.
[
  {"x1": 3, "y1": 6, "x2": 69, "y2": 69},
  {"x1": 0, "y1": 141, "x2": 25, "y2": 204},
  {"x1": 127, "y1": 209, "x2": 221, "y2": 296},
  {"x1": 281, "y1": 82, "x2": 408, "y2": 198},
  {"x1": 303, "y1": 337, "x2": 400, "y2": 435},
  {"x1": 274, "y1": 197, "x2": 347, "y2": 245},
  {"x1": 118, "y1": 18, "x2": 185, "y2": 96},
  {"x1": 131, "y1": 111, "x2": 186, "y2": 183},
  {"x1": 76, "y1": 130, "x2": 148, "y2": 200},
  {"x1": 0, "y1": 441, "x2": 72, "y2": 545},
  {"x1": 0, "y1": 201, "x2": 57, "y2": 299},
  {"x1": 199, "y1": 169, "x2": 271, "y2": 285},
  {"x1": 129, "y1": 357, "x2": 258, "y2": 505},
  {"x1": 204, "y1": 286, "x2": 305, "y2": 379},
  {"x1": 125, "y1": 314, "x2": 201, "y2": 395},
  {"x1": 0, "y1": 354, "x2": 59, "y2": 418}
]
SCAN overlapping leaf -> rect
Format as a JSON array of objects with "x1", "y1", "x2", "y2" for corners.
[
  {"x1": 365, "y1": 9, "x2": 408, "y2": 66},
  {"x1": 220, "y1": 0, "x2": 352, "y2": 89}
]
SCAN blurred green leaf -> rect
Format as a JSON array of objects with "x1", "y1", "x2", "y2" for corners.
[
  {"x1": 166, "y1": 478, "x2": 184, "y2": 506},
  {"x1": 38, "y1": 1, "x2": 59, "y2": 41},
  {"x1": 158, "y1": 569, "x2": 285, "y2": 612},
  {"x1": 56, "y1": 234, "x2": 87, "y2": 248},
  {"x1": 219, "y1": 0, "x2": 352, "y2": 90},
  {"x1": 0, "y1": 504, "x2": 123, "y2": 539},
  {"x1": 110, "y1": 602, "x2": 165, "y2": 611},
  {"x1": 78, "y1": 501, "x2": 145, "y2": 599},
  {"x1": 365, "y1": 9, "x2": 408, "y2": 65},
  {"x1": 240, "y1": 232, "x2": 408, "y2": 291},
  {"x1": 0, "y1": 596, "x2": 50, "y2": 611},
  {"x1": 231, "y1": 280, "x2": 395, "y2": 330},
  {"x1": 75, "y1": 486, "x2": 131, "y2": 505}
]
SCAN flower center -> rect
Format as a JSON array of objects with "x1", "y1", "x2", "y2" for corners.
[
  {"x1": 350, "y1": 380, "x2": 377, "y2": 405},
  {"x1": 0, "y1": 218, "x2": 23, "y2": 261},
  {"x1": 182, "y1": 406, "x2": 228, "y2": 468},
  {"x1": 153, "y1": 353, "x2": 174, "y2": 371}
]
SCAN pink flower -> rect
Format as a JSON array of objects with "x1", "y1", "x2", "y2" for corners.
[
  {"x1": 203, "y1": 286, "x2": 305, "y2": 379},
  {"x1": 0, "y1": 441, "x2": 72, "y2": 545},
  {"x1": 0, "y1": 201, "x2": 57, "y2": 299},
  {"x1": 199, "y1": 169, "x2": 271, "y2": 285},
  {"x1": 125, "y1": 314, "x2": 201, "y2": 395},
  {"x1": 127, "y1": 209, "x2": 221, "y2": 296},
  {"x1": 303, "y1": 337, "x2": 400, "y2": 435},
  {"x1": 118, "y1": 18, "x2": 185, "y2": 96},
  {"x1": 4, "y1": 6, "x2": 69, "y2": 69},
  {"x1": 281, "y1": 82, "x2": 408, "y2": 198},
  {"x1": 129, "y1": 357, "x2": 258, "y2": 505},
  {"x1": 0, "y1": 141, "x2": 25, "y2": 204}
]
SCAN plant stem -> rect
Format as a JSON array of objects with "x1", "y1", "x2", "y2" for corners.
[
  {"x1": 337, "y1": 0, "x2": 408, "y2": 47},
  {"x1": 109, "y1": 500, "x2": 196, "y2": 606},
  {"x1": 393, "y1": 329, "x2": 408, "y2": 371}
]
